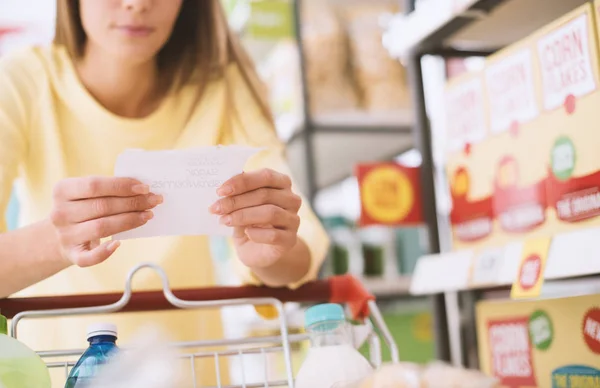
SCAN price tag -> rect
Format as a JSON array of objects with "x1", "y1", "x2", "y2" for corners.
[
  {"x1": 511, "y1": 237, "x2": 552, "y2": 299},
  {"x1": 470, "y1": 247, "x2": 504, "y2": 287}
]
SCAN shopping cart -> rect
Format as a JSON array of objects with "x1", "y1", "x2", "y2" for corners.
[{"x1": 0, "y1": 263, "x2": 399, "y2": 388}]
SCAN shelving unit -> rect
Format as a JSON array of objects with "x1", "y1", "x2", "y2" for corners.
[
  {"x1": 290, "y1": 0, "x2": 416, "y2": 202},
  {"x1": 386, "y1": 0, "x2": 600, "y2": 370},
  {"x1": 362, "y1": 276, "x2": 413, "y2": 298}
]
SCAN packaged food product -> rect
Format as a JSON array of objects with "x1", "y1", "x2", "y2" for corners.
[
  {"x1": 356, "y1": 362, "x2": 422, "y2": 388},
  {"x1": 421, "y1": 362, "x2": 499, "y2": 388},
  {"x1": 344, "y1": 361, "x2": 499, "y2": 388},
  {"x1": 342, "y1": 2, "x2": 410, "y2": 112},
  {"x1": 295, "y1": 304, "x2": 373, "y2": 388},
  {"x1": 301, "y1": 0, "x2": 359, "y2": 114}
]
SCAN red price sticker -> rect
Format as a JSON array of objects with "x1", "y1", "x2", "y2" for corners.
[
  {"x1": 583, "y1": 308, "x2": 600, "y2": 354},
  {"x1": 511, "y1": 237, "x2": 551, "y2": 299},
  {"x1": 519, "y1": 254, "x2": 541, "y2": 291}
]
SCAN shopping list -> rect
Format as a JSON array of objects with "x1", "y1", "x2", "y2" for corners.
[{"x1": 113, "y1": 146, "x2": 261, "y2": 240}]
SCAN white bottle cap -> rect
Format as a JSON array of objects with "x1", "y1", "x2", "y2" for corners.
[{"x1": 87, "y1": 323, "x2": 118, "y2": 340}]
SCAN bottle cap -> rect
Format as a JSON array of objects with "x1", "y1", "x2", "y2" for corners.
[
  {"x1": 0, "y1": 313, "x2": 6, "y2": 335},
  {"x1": 305, "y1": 303, "x2": 345, "y2": 328},
  {"x1": 87, "y1": 323, "x2": 118, "y2": 340}
]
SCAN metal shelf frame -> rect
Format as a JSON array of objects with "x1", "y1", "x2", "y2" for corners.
[
  {"x1": 291, "y1": 0, "x2": 415, "y2": 203},
  {"x1": 399, "y1": 0, "x2": 600, "y2": 370}
]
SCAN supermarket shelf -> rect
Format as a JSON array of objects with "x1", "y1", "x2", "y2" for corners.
[
  {"x1": 383, "y1": 0, "x2": 589, "y2": 58},
  {"x1": 362, "y1": 276, "x2": 413, "y2": 298},
  {"x1": 286, "y1": 109, "x2": 414, "y2": 145},
  {"x1": 311, "y1": 110, "x2": 414, "y2": 132},
  {"x1": 287, "y1": 130, "x2": 413, "y2": 194},
  {"x1": 409, "y1": 227, "x2": 600, "y2": 295},
  {"x1": 284, "y1": 110, "x2": 414, "y2": 194}
]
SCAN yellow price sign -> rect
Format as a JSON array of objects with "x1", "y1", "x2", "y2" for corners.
[{"x1": 511, "y1": 237, "x2": 552, "y2": 299}]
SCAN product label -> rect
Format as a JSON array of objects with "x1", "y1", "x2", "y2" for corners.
[
  {"x1": 488, "y1": 317, "x2": 537, "y2": 387},
  {"x1": 556, "y1": 187, "x2": 600, "y2": 222},
  {"x1": 485, "y1": 49, "x2": 539, "y2": 133},
  {"x1": 583, "y1": 308, "x2": 600, "y2": 354},
  {"x1": 552, "y1": 365, "x2": 600, "y2": 388},
  {"x1": 547, "y1": 134, "x2": 600, "y2": 222},
  {"x1": 528, "y1": 310, "x2": 554, "y2": 351},
  {"x1": 357, "y1": 163, "x2": 423, "y2": 226},
  {"x1": 498, "y1": 203, "x2": 546, "y2": 233},
  {"x1": 450, "y1": 166, "x2": 494, "y2": 242},
  {"x1": 493, "y1": 156, "x2": 547, "y2": 233},
  {"x1": 454, "y1": 217, "x2": 493, "y2": 242},
  {"x1": 537, "y1": 14, "x2": 596, "y2": 111},
  {"x1": 511, "y1": 237, "x2": 551, "y2": 299},
  {"x1": 551, "y1": 136, "x2": 577, "y2": 181},
  {"x1": 445, "y1": 77, "x2": 487, "y2": 152}
]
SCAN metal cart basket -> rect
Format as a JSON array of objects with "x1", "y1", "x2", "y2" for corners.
[{"x1": 0, "y1": 263, "x2": 399, "y2": 388}]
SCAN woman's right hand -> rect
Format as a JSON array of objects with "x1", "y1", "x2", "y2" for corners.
[{"x1": 50, "y1": 176, "x2": 162, "y2": 268}]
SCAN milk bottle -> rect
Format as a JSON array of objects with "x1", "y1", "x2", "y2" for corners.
[{"x1": 295, "y1": 304, "x2": 373, "y2": 388}]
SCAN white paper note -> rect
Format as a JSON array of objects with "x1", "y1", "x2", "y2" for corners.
[{"x1": 113, "y1": 146, "x2": 261, "y2": 240}]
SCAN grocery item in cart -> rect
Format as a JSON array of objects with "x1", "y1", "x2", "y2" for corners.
[
  {"x1": 345, "y1": 361, "x2": 499, "y2": 388},
  {"x1": 295, "y1": 303, "x2": 373, "y2": 388},
  {"x1": 0, "y1": 313, "x2": 51, "y2": 388},
  {"x1": 65, "y1": 323, "x2": 119, "y2": 388}
]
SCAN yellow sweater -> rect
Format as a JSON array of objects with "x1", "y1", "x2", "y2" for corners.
[{"x1": 0, "y1": 45, "x2": 328, "y2": 386}]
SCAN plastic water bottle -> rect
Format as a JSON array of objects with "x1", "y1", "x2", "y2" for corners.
[
  {"x1": 0, "y1": 313, "x2": 51, "y2": 388},
  {"x1": 295, "y1": 304, "x2": 373, "y2": 388},
  {"x1": 65, "y1": 323, "x2": 119, "y2": 388}
]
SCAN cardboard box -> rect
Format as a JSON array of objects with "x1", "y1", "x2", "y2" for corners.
[
  {"x1": 483, "y1": 38, "x2": 549, "y2": 244},
  {"x1": 476, "y1": 293, "x2": 600, "y2": 387},
  {"x1": 444, "y1": 71, "x2": 495, "y2": 249},
  {"x1": 536, "y1": 4, "x2": 600, "y2": 236},
  {"x1": 446, "y1": 4, "x2": 600, "y2": 251}
]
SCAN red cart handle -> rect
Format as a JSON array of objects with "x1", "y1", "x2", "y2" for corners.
[{"x1": 0, "y1": 275, "x2": 374, "y2": 320}]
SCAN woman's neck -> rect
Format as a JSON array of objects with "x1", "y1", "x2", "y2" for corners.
[{"x1": 76, "y1": 44, "x2": 164, "y2": 119}]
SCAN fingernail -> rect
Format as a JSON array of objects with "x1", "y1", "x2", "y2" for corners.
[
  {"x1": 210, "y1": 202, "x2": 222, "y2": 214},
  {"x1": 132, "y1": 184, "x2": 149, "y2": 195},
  {"x1": 148, "y1": 194, "x2": 163, "y2": 206},
  {"x1": 220, "y1": 215, "x2": 232, "y2": 226},
  {"x1": 217, "y1": 185, "x2": 233, "y2": 196},
  {"x1": 141, "y1": 211, "x2": 154, "y2": 221},
  {"x1": 107, "y1": 240, "x2": 120, "y2": 251}
]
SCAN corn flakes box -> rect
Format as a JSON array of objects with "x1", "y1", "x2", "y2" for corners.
[
  {"x1": 476, "y1": 293, "x2": 600, "y2": 388},
  {"x1": 444, "y1": 71, "x2": 495, "y2": 250},
  {"x1": 537, "y1": 4, "x2": 600, "y2": 235}
]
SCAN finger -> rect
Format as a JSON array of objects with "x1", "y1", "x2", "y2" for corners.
[
  {"x1": 73, "y1": 240, "x2": 121, "y2": 268},
  {"x1": 217, "y1": 169, "x2": 291, "y2": 196},
  {"x1": 67, "y1": 211, "x2": 154, "y2": 244},
  {"x1": 210, "y1": 188, "x2": 301, "y2": 215},
  {"x1": 220, "y1": 205, "x2": 300, "y2": 229},
  {"x1": 56, "y1": 194, "x2": 163, "y2": 224},
  {"x1": 244, "y1": 227, "x2": 297, "y2": 247},
  {"x1": 53, "y1": 176, "x2": 149, "y2": 201}
]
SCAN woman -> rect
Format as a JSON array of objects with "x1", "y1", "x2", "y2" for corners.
[{"x1": 0, "y1": 0, "x2": 328, "y2": 384}]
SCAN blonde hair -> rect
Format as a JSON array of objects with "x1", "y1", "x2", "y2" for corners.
[{"x1": 54, "y1": 0, "x2": 274, "y2": 128}]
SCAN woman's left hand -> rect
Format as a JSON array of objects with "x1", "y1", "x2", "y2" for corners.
[{"x1": 209, "y1": 169, "x2": 302, "y2": 269}]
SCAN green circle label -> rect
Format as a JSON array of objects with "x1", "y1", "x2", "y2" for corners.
[
  {"x1": 528, "y1": 310, "x2": 553, "y2": 351},
  {"x1": 551, "y1": 136, "x2": 576, "y2": 181}
]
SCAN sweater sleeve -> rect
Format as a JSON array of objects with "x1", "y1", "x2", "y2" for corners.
[
  {"x1": 223, "y1": 64, "x2": 330, "y2": 289},
  {"x1": 0, "y1": 50, "x2": 36, "y2": 232}
]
